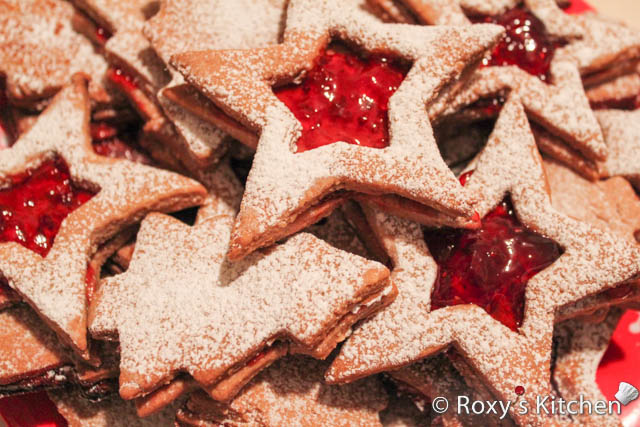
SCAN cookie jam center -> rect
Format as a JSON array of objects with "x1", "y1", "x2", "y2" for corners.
[
  {"x1": 0, "y1": 156, "x2": 96, "y2": 258},
  {"x1": 474, "y1": 7, "x2": 560, "y2": 82},
  {"x1": 424, "y1": 183, "x2": 561, "y2": 331},
  {"x1": 274, "y1": 43, "x2": 410, "y2": 152}
]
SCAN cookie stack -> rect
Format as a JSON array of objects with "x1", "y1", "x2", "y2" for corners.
[{"x1": 0, "y1": 0, "x2": 639, "y2": 425}]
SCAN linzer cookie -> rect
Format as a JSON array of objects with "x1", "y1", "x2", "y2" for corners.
[
  {"x1": 0, "y1": 0, "x2": 113, "y2": 109},
  {"x1": 526, "y1": 0, "x2": 640, "y2": 83},
  {"x1": 553, "y1": 309, "x2": 624, "y2": 427},
  {"x1": 0, "y1": 306, "x2": 70, "y2": 396},
  {"x1": 586, "y1": 69, "x2": 640, "y2": 109},
  {"x1": 73, "y1": 1, "x2": 230, "y2": 172},
  {"x1": 171, "y1": 0, "x2": 505, "y2": 259},
  {"x1": 50, "y1": 388, "x2": 177, "y2": 427},
  {"x1": 145, "y1": 0, "x2": 287, "y2": 151},
  {"x1": 175, "y1": 356, "x2": 388, "y2": 426},
  {"x1": 371, "y1": 0, "x2": 613, "y2": 179},
  {"x1": 0, "y1": 75, "x2": 206, "y2": 360},
  {"x1": 368, "y1": 0, "x2": 640, "y2": 82},
  {"x1": 327, "y1": 97, "x2": 640, "y2": 425},
  {"x1": 0, "y1": 305, "x2": 118, "y2": 401},
  {"x1": 70, "y1": 0, "x2": 170, "y2": 93},
  {"x1": 140, "y1": 0, "x2": 288, "y2": 171},
  {"x1": 389, "y1": 353, "x2": 509, "y2": 426},
  {"x1": 89, "y1": 205, "x2": 394, "y2": 405}
]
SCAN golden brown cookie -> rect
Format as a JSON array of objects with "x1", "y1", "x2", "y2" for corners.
[
  {"x1": 0, "y1": 0, "x2": 114, "y2": 109},
  {"x1": 171, "y1": 0, "x2": 505, "y2": 259},
  {"x1": 175, "y1": 356, "x2": 388, "y2": 427},
  {"x1": 50, "y1": 388, "x2": 178, "y2": 427},
  {"x1": 553, "y1": 309, "x2": 624, "y2": 426},
  {"x1": 0, "y1": 75, "x2": 206, "y2": 360},
  {"x1": 327, "y1": 96, "x2": 640, "y2": 425}
]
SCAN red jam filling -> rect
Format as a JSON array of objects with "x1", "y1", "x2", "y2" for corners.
[
  {"x1": 85, "y1": 264, "x2": 96, "y2": 305},
  {"x1": 91, "y1": 122, "x2": 119, "y2": 141},
  {"x1": 107, "y1": 68, "x2": 138, "y2": 93},
  {"x1": 247, "y1": 349, "x2": 268, "y2": 367},
  {"x1": 95, "y1": 26, "x2": 112, "y2": 45},
  {"x1": 0, "y1": 156, "x2": 96, "y2": 258},
  {"x1": 562, "y1": 0, "x2": 595, "y2": 15},
  {"x1": 92, "y1": 136, "x2": 150, "y2": 164},
  {"x1": 474, "y1": 8, "x2": 560, "y2": 82},
  {"x1": 424, "y1": 195, "x2": 562, "y2": 331},
  {"x1": 90, "y1": 120, "x2": 150, "y2": 164},
  {"x1": 274, "y1": 43, "x2": 410, "y2": 152}
]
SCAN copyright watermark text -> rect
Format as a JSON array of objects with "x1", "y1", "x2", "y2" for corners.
[{"x1": 430, "y1": 395, "x2": 622, "y2": 419}]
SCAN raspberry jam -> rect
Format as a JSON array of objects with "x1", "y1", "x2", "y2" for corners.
[
  {"x1": 107, "y1": 68, "x2": 138, "y2": 93},
  {"x1": 424, "y1": 197, "x2": 562, "y2": 331},
  {"x1": 562, "y1": 0, "x2": 594, "y2": 15},
  {"x1": 475, "y1": 8, "x2": 560, "y2": 82},
  {"x1": 96, "y1": 26, "x2": 112, "y2": 45},
  {"x1": 91, "y1": 121, "x2": 150, "y2": 164},
  {"x1": 0, "y1": 156, "x2": 96, "y2": 258},
  {"x1": 93, "y1": 139, "x2": 150, "y2": 163},
  {"x1": 274, "y1": 43, "x2": 410, "y2": 152}
]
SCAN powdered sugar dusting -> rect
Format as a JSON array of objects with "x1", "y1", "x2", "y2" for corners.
[
  {"x1": 142, "y1": 0, "x2": 287, "y2": 169},
  {"x1": 0, "y1": 78, "x2": 206, "y2": 357},
  {"x1": 172, "y1": 0, "x2": 505, "y2": 258},
  {"x1": 536, "y1": 1, "x2": 640, "y2": 75},
  {"x1": 89, "y1": 209, "x2": 390, "y2": 399},
  {"x1": 71, "y1": 0, "x2": 151, "y2": 33},
  {"x1": 429, "y1": 60, "x2": 607, "y2": 161},
  {"x1": 178, "y1": 356, "x2": 387, "y2": 426},
  {"x1": 553, "y1": 310, "x2": 623, "y2": 426},
  {"x1": 0, "y1": 0, "x2": 110, "y2": 106},
  {"x1": 145, "y1": 0, "x2": 287, "y2": 67},
  {"x1": 544, "y1": 158, "x2": 640, "y2": 243},
  {"x1": 596, "y1": 109, "x2": 640, "y2": 188},
  {"x1": 329, "y1": 97, "x2": 640, "y2": 425},
  {"x1": 0, "y1": 306, "x2": 70, "y2": 383}
]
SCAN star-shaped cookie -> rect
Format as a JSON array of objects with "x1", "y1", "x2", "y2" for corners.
[
  {"x1": 89, "y1": 200, "x2": 393, "y2": 402},
  {"x1": 176, "y1": 356, "x2": 388, "y2": 427},
  {"x1": 370, "y1": 0, "x2": 615, "y2": 172},
  {"x1": 372, "y1": 0, "x2": 640, "y2": 81},
  {"x1": 0, "y1": 0, "x2": 113, "y2": 109},
  {"x1": 70, "y1": 0, "x2": 170, "y2": 93},
  {"x1": 71, "y1": 0, "x2": 231, "y2": 172},
  {"x1": 327, "y1": 96, "x2": 640, "y2": 425},
  {"x1": 526, "y1": 0, "x2": 640, "y2": 81},
  {"x1": 141, "y1": 0, "x2": 288, "y2": 170},
  {"x1": 171, "y1": 0, "x2": 504, "y2": 259},
  {"x1": 429, "y1": 59, "x2": 606, "y2": 163},
  {"x1": 0, "y1": 75, "x2": 207, "y2": 360}
]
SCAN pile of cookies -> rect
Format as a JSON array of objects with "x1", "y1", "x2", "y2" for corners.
[{"x1": 0, "y1": 0, "x2": 639, "y2": 425}]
